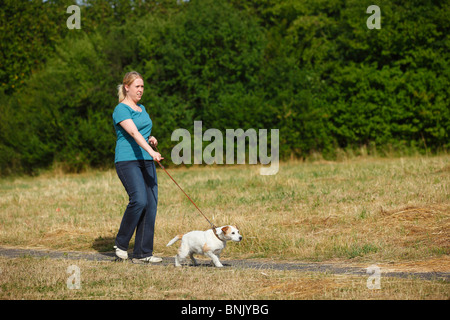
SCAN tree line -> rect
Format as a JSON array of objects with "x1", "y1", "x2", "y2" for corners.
[{"x1": 0, "y1": 0, "x2": 448, "y2": 175}]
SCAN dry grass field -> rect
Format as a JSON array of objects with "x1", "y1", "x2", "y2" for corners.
[{"x1": 0, "y1": 155, "x2": 449, "y2": 299}]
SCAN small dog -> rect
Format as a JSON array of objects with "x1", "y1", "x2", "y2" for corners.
[{"x1": 166, "y1": 225, "x2": 242, "y2": 267}]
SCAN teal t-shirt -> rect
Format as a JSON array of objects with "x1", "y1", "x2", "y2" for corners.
[{"x1": 112, "y1": 103, "x2": 153, "y2": 163}]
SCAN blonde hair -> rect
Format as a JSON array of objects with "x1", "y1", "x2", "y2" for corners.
[{"x1": 117, "y1": 71, "x2": 144, "y2": 102}]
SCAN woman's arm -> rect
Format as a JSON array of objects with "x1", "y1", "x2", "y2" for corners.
[{"x1": 119, "y1": 119, "x2": 163, "y2": 161}]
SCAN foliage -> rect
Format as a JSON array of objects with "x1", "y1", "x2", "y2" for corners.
[
  {"x1": 0, "y1": 0, "x2": 73, "y2": 95},
  {"x1": 0, "y1": 0, "x2": 448, "y2": 175}
]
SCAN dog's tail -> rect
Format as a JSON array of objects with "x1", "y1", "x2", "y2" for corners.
[{"x1": 166, "y1": 234, "x2": 183, "y2": 247}]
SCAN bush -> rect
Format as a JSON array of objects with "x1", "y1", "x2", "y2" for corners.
[{"x1": 0, "y1": 0, "x2": 448, "y2": 175}]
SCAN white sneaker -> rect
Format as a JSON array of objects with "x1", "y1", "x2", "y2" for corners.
[
  {"x1": 135, "y1": 256, "x2": 163, "y2": 263},
  {"x1": 114, "y1": 246, "x2": 128, "y2": 260}
]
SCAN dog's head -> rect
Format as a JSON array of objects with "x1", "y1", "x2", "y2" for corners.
[{"x1": 221, "y1": 225, "x2": 242, "y2": 242}]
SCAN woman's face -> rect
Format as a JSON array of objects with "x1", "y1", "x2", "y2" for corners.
[{"x1": 125, "y1": 78, "x2": 144, "y2": 103}]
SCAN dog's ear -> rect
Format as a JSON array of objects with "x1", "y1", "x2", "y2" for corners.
[{"x1": 221, "y1": 226, "x2": 230, "y2": 234}]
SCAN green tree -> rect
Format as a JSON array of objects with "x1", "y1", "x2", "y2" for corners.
[{"x1": 0, "y1": 0, "x2": 73, "y2": 95}]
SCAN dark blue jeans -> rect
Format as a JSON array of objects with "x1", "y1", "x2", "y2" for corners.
[{"x1": 115, "y1": 160, "x2": 158, "y2": 259}]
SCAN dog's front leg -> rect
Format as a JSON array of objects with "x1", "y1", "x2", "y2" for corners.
[{"x1": 205, "y1": 251, "x2": 223, "y2": 267}]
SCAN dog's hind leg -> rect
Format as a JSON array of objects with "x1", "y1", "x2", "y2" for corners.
[
  {"x1": 175, "y1": 242, "x2": 190, "y2": 267},
  {"x1": 174, "y1": 254, "x2": 182, "y2": 267},
  {"x1": 175, "y1": 250, "x2": 186, "y2": 267},
  {"x1": 189, "y1": 252, "x2": 198, "y2": 266}
]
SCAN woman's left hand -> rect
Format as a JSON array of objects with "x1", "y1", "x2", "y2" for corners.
[{"x1": 148, "y1": 136, "x2": 158, "y2": 147}]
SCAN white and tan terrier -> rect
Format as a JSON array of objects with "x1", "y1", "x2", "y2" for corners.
[{"x1": 166, "y1": 225, "x2": 242, "y2": 267}]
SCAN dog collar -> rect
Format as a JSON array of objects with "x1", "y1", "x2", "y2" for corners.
[{"x1": 212, "y1": 227, "x2": 222, "y2": 241}]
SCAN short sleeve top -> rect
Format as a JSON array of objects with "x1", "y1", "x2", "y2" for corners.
[{"x1": 112, "y1": 102, "x2": 153, "y2": 163}]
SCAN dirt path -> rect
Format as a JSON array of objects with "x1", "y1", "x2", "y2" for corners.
[{"x1": 0, "y1": 246, "x2": 448, "y2": 282}]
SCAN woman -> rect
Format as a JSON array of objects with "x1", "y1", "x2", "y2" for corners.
[{"x1": 112, "y1": 71, "x2": 163, "y2": 263}]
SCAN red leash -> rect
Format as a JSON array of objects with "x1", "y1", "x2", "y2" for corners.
[{"x1": 151, "y1": 144, "x2": 218, "y2": 231}]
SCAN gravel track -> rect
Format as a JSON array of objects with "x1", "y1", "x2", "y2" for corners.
[{"x1": 1, "y1": 246, "x2": 448, "y2": 282}]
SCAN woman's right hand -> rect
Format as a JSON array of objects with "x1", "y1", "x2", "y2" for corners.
[{"x1": 152, "y1": 152, "x2": 164, "y2": 162}]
